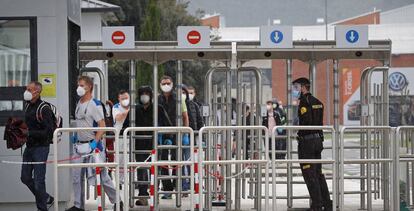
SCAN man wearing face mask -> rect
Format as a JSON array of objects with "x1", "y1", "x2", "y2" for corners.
[
  {"x1": 135, "y1": 86, "x2": 172, "y2": 206},
  {"x1": 112, "y1": 90, "x2": 130, "y2": 132},
  {"x1": 262, "y1": 100, "x2": 282, "y2": 159},
  {"x1": 292, "y1": 77, "x2": 332, "y2": 211},
  {"x1": 68, "y1": 76, "x2": 122, "y2": 211},
  {"x1": 21, "y1": 81, "x2": 55, "y2": 211},
  {"x1": 158, "y1": 75, "x2": 189, "y2": 199},
  {"x1": 112, "y1": 90, "x2": 130, "y2": 186}
]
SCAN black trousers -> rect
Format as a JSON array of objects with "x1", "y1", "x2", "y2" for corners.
[
  {"x1": 298, "y1": 136, "x2": 331, "y2": 210},
  {"x1": 135, "y1": 139, "x2": 152, "y2": 196},
  {"x1": 160, "y1": 137, "x2": 177, "y2": 191}
]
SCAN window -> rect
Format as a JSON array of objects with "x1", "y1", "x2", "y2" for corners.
[{"x1": 0, "y1": 17, "x2": 37, "y2": 125}]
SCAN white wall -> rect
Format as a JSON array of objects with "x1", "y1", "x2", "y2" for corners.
[{"x1": 0, "y1": 0, "x2": 79, "y2": 209}]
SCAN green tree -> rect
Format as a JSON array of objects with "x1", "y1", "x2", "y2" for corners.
[
  {"x1": 137, "y1": 0, "x2": 164, "y2": 89},
  {"x1": 105, "y1": 0, "x2": 211, "y2": 102}
]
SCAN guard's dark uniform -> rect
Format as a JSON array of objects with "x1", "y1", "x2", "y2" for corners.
[{"x1": 297, "y1": 91, "x2": 332, "y2": 211}]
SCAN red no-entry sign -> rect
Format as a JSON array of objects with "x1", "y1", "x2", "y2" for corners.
[
  {"x1": 112, "y1": 31, "x2": 125, "y2": 45},
  {"x1": 187, "y1": 30, "x2": 201, "y2": 44}
]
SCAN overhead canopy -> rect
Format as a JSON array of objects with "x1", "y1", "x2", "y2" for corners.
[{"x1": 78, "y1": 40, "x2": 391, "y2": 64}]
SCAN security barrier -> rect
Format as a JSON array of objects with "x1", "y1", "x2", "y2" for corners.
[
  {"x1": 340, "y1": 126, "x2": 394, "y2": 211},
  {"x1": 52, "y1": 127, "x2": 121, "y2": 211},
  {"x1": 198, "y1": 126, "x2": 270, "y2": 211},
  {"x1": 271, "y1": 126, "x2": 337, "y2": 211},
  {"x1": 394, "y1": 126, "x2": 414, "y2": 211},
  {"x1": 45, "y1": 125, "x2": 414, "y2": 210},
  {"x1": 123, "y1": 127, "x2": 195, "y2": 211}
]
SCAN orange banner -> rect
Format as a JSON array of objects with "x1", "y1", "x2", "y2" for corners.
[{"x1": 341, "y1": 68, "x2": 361, "y2": 104}]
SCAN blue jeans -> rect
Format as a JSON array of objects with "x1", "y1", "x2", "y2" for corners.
[
  {"x1": 21, "y1": 146, "x2": 51, "y2": 211},
  {"x1": 182, "y1": 148, "x2": 190, "y2": 191}
]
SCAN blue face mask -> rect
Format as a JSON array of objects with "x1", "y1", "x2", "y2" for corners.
[{"x1": 292, "y1": 90, "x2": 301, "y2": 98}]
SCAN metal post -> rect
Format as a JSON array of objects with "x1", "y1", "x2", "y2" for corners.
[
  {"x1": 177, "y1": 60, "x2": 183, "y2": 208},
  {"x1": 226, "y1": 67, "x2": 232, "y2": 210},
  {"x1": 129, "y1": 60, "x2": 136, "y2": 208},
  {"x1": 333, "y1": 59, "x2": 340, "y2": 207},
  {"x1": 286, "y1": 59, "x2": 293, "y2": 208},
  {"x1": 235, "y1": 71, "x2": 242, "y2": 210},
  {"x1": 153, "y1": 60, "x2": 159, "y2": 211},
  {"x1": 249, "y1": 81, "x2": 255, "y2": 199},
  {"x1": 309, "y1": 60, "x2": 317, "y2": 96},
  {"x1": 242, "y1": 84, "x2": 247, "y2": 200}
]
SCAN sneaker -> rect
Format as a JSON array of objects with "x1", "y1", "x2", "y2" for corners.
[
  {"x1": 135, "y1": 198, "x2": 149, "y2": 206},
  {"x1": 113, "y1": 201, "x2": 124, "y2": 211},
  {"x1": 66, "y1": 206, "x2": 85, "y2": 211},
  {"x1": 47, "y1": 196, "x2": 54, "y2": 210},
  {"x1": 161, "y1": 193, "x2": 172, "y2": 199}
]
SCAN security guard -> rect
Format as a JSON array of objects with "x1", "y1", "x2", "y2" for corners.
[{"x1": 292, "y1": 77, "x2": 332, "y2": 211}]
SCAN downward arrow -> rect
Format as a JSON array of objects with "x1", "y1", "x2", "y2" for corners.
[
  {"x1": 274, "y1": 32, "x2": 280, "y2": 42},
  {"x1": 349, "y1": 31, "x2": 355, "y2": 42}
]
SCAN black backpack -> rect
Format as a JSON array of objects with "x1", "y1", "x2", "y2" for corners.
[{"x1": 25, "y1": 101, "x2": 63, "y2": 143}]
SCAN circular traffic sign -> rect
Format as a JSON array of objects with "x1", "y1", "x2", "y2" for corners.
[
  {"x1": 345, "y1": 30, "x2": 359, "y2": 43},
  {"x1": 270, "y1": 30, "x2": 283, "y2": 44},
  {"x1": 112, "y1": 31, "x2": 126, "y2": 45},
  {"x1": 187, "y1": 30, "x2": 201, "y2": 44}
]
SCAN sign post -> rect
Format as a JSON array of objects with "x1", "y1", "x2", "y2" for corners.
[
  {"x1": 335, "y1": 25, "x2": 368, "y2": 48},
  {"x1": 102, "y1": 26, "x2": 135, "y2": 49},
  {"x1": 177, "y1": 26, "x2": 210, "y2": 48},
  {"x1": 260, "y1": 26, "x2": 293, "y2": 48}
]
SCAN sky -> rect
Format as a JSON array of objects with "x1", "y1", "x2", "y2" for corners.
[{"x1": 186, "y1": 0, "x2": 413, "y2": 27}]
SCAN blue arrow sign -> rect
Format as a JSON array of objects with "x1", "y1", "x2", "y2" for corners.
[
  {"x1": 270, "y1": 30, "x2": 283, "y2": 44},
  {"x1": 346, "y1": 30, "x2": 359, "y2": 43}
]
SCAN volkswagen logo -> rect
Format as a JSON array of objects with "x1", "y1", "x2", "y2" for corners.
[{"x1": 389, "y1": 72, "x2": 407, "y2": 91}]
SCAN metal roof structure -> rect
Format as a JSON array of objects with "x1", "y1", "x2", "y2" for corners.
[
  {"x1": 78, "y1": 40, "x2": 391, "y2": 63},
  {"x1": 215, "y1": 24, "x2": 414, "y2": 54}
]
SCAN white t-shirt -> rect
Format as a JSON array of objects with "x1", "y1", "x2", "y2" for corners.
[
  {"x1": 75, "y1": 98, "x2": 104, "y2": 141},
  {"x1": 112, "y1": 103, "x2": 128, "y2": 131}
]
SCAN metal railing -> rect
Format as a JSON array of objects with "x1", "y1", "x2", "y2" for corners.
[
  {"x1": 394, "y1": 126, "x2": 414, "y2": 211},
  {"x1": 340, "y1": 126, "x2": 393, "y2": 211},
  {"x1": 197, "y1": 126, "x2": 270, "y2": 211},
  {"x1": 271, "y1": 126, "x2": 337, "y2": 211},
  {"x1": 123, "y1": 127, "x2": 195, "y2": 211},
  {"x1": 52, "y1": 127, "x2": 121, "y2": 211}
]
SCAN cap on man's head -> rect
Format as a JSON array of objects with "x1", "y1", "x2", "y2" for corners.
[{"x1": 292, "y1": 77, "x2": 310, "y2": 85}]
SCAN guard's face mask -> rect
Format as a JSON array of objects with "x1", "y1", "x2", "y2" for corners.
[{"x1": 292, "y1": 83, "x2": 302, "y2": 98}]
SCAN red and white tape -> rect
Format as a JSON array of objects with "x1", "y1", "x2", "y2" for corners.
[{"x1": 1, "y1": 153, "x2": 94, "y2": 165}]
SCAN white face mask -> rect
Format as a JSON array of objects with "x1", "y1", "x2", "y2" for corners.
[
  {"x1": 182, "y1": 94, "x2": 187, "y2": 101},
  {"x1": 23, "y1": 90, "x2": 33, "y2": 101},
  {"x1": 161, "y1": 84, "x2": 172, "y2": 93},
  {"x1": 77, "y1": 86, "x2": 86, "y2": 97},
  {"x1": 189, "y1": 94, "x2": 194, "y2": 101},
  {"x1": 266, "y1": 105, "x2": 272, "y2": 111},
  {"x1": 140, "y1": 95, "x2": 150, "y2": 104},
  {"x1": 121, "y1": 99, "x2": 130, "y2": 107}
]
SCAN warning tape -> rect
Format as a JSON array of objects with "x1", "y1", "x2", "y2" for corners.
[{"x1": 1, "y1": 153, "x2": 95, "y2": 165}]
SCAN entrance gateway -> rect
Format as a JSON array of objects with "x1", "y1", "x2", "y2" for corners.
[{"x1": 72, "y1": 25, "x2": 393, "y2": 210}]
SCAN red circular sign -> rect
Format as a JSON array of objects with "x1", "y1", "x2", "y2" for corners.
[
  {"x1": 111, "y1": 31, "x2": 125, "y2": 45},
  {"x1": 187, "y1": 30, "x2": 201, "y2": 44}
]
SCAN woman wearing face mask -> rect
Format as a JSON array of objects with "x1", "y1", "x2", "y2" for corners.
[
  {"x1": 133, "y1": 86, "x2": 172, "y2": 206},
  {"x1": 262, "y1": 100, "x2": 282, "y2": 159}
]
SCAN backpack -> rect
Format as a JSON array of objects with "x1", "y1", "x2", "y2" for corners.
[
  {"x1": 26, "y1": 101, "x2": 63, "y2": 143},
  {"x1": 34, "y1": 101, "x2": 63, "y2": 130}
]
